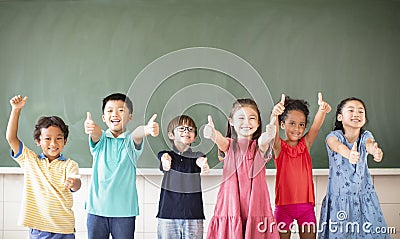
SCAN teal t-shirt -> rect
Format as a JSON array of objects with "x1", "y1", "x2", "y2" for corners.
[{"x1": 85, "y1": 129, "x2": 143, "y2": 217}]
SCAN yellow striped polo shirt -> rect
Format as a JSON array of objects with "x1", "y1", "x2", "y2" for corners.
[{"x1": 12, "y1": 142, "x2": 79, "y2": 234}]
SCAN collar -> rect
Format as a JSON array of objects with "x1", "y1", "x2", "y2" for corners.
[
  {"x1": 172, "y1": 145, "x2": 196, "y2": 157},
  {"x1": 105, "y1": 129, "x2": 130, "y2": 138},
  {"x1": 37, "y1": 153, "x2": 67, "y2": 161}
]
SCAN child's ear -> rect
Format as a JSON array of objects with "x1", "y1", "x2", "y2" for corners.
[
  {"x1": 64, "y1": 138, "x2": 68, "y2": 145},
  {"x1": 35, "y1": 139, "x2": 41, "y2": 146},
  {"x1": 337, "y1": 114, "x2": 343, "y2": 121},
  {"x1": 228, "y1": 118, "x2": 233, "y2": 126},
  {"x1": 102, "y1": 114, "x2": 106, "y2": 122},
  {"x1": 280, "y1": 121, "x2": 285, "y2": 130},
  {"x1": 167, "y1": 132, "x2": 174, "y2": 140},
  {"x1": 129, "y1": 113, "x2": 133, "y2": 121}
]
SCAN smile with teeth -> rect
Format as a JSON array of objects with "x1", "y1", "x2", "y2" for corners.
[{"x1": 111, "y1": 119, "x2": 120, "y2": 125}]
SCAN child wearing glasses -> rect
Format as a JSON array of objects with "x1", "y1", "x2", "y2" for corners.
[{"x1": 156, "y1": 115, "x2": 210, "y2": 239}]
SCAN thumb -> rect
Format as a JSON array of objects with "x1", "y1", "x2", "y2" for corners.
[
  {"x1": 280, "y1": 94, "x2": 285, "y2": 104},
  {"x1": 318, "y1": 92, "x2": 323, "y2": 106},
  {"x1": 351, "y1": 142, "x2": 358, "y2": 151},
  {"x1": 86, "y1": 112, "x2": 92, "y2": 121},
  {"x1": 148, "y1": 114, "x2": 157, "y2": 124},
  {"x1": 208, "y1": 115, "x2": 214, "y2": 127},
  {"x1": 22, "y1": 96, "x2": 28, "y2": 102}
]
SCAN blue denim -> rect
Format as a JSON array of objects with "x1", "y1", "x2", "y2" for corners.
[
  {"x1": 29, "y1": 229, "x2": 75, "y2": 239},
  {"x1": 87, "y1": 213, "x2": 136, "y2": 239},
  {"x1": 157, "y1": 218, "x2": 203, "y2": 239}
]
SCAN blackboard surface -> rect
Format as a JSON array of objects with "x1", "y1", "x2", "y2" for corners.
[{"x1": 0, "y1": 0, "x2": 399, "y2": 168}]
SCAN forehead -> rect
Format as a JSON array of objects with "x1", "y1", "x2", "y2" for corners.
[
  {"x1": 343, "y1": 100, "x2": 364, "y2": 109},
  {"x1": 285, "y1": 110, "x2": 306, "y2": 121},
  {"x1": 233, "y1": 106, "x2": 258, "y2": 116},
  {"x1": 104, "y1": 100, "x2": 128, "y2": 108},
  {"x1": 40, "y1": 126, "x2": 63, "y2": 136}
]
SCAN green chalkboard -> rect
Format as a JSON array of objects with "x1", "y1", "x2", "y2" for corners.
[{"x1": 0, "y1": 0, "x2": 399, "y2": 169}]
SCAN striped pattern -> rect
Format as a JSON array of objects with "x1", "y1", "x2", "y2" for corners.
[{"x1": 14, "y1": 145, "x2": 79, "y2": 234}]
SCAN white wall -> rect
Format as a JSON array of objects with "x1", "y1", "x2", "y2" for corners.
[{"x1": 1, "y1": 168, "x2": 399, "y2": 239}]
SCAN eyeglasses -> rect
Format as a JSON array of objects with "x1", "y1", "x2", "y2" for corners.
[{"x1": 175, "y1": 126, "x2": 195, "y2": 132}]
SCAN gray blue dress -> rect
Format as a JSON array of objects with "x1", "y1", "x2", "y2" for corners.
[{"x1": 318, "y1": 130, "x2": 391, "y2": 239}]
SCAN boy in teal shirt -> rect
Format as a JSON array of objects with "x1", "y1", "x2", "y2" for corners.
[{"x1": 84, "y1": 93, "x2": 159, "y2": 239}]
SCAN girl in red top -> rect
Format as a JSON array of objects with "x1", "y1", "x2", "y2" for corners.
[{"x1": 271, "y1": 93, "x2": 331, "y2": 239}]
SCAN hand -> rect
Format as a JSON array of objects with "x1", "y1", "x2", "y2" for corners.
[
  {"x1": 272, "y1": 94, "x2": 285, "y2": 116},
  {"x1": 144, "y1": 114, "x2": 159, "y2": 137},
  {"x1": 258, "y1": 117, "x2": 276, "y2": 146},
  {"x1": 161, "y1": 153, "x2": 172, "y2": 171},
  {"x1": 203, "y1": 115, "x2": 216, "y2": 140},
  {"x1": 84, "y1": 112, "x2": 96, "y2": 135},
  {"x1": 371, "y1": 142, "x2": 383, "y2": 162},
  {"x1": 10, "y1": 95, "x2": 28, "y2": 109},
  {"x1": 349, "y1": 142, "x2": 360, "y2": 164},
  {"x1": 196, "y1": 157, "x2": 210, "y2": 174},
  {"x1": 64, "y1": 175, "x2": 81, "y2": 190},
  {"x1": 317, "y1": 92, "x2": 331, "y2": 113}
]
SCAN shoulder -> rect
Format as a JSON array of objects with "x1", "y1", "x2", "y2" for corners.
[{"x1": 326, "y1": 130, "x2": 344, "y2": 141}]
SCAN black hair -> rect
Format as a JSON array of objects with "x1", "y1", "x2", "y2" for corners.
[
  {"x1": 277, "y1": 96, "x2": 309, "y2": 126},
  {"x1": 34, "y1": 116, "x2": 69, "y2": 142},
  {"x1": 102, "y1": 93, "x2": 133, "y2": 114},
  {"x1": 334, "y1": 97, "x2": 368, "y2": 134}
]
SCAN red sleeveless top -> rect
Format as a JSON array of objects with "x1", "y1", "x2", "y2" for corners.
[{"x1": 274, "y1": 137, "x2": 315, "y2": 206}]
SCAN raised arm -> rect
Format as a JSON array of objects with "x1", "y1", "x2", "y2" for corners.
[
  {"x1": 6, "y1": 95, "x2": 27, "y2": 154},
  {"x1": 305, "y1": 92, "x2": 331, "y2": 148},
  {"x1": 271, "y1": 94, "x2": 285, "y2": 156},
  {"x1": 203, "y1": 115, "x2": 229, "y2": 152},
  {"x1": 84, "y1": 112, "x2": 103, "y2": 143},
  {"x1": 132, "y1": 114, "x2": 159, "y2": 147},
  {"x1": 258, "y1": 117, "x2": 276, "y2": 155}
]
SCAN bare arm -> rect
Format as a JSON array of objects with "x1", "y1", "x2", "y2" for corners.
[
  {"x1": 132, "y1": 114, "x2": 159, "y2": 147},
  {"x1": 326, "y1": 136, "x2": 360, "y2": 164},
  {"x1": 6, "y1": 95, "x2": 27, "y2": 154},
  {"x1": 304, "y1": 92, "x2": 331, "y2": 149},
  {"x1": 271, "y1": 94, "x2": 285, "y2": 157},
  {"x1": 203, "y1": 115, "x2": 229, "y2": 152}
]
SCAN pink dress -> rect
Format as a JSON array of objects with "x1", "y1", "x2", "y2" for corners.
[{"x1": 207, "y1": 138, "x2": 279, "y2": 239}]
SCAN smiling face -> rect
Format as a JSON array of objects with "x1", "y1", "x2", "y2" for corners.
[
  {"x1": 169, "y1": 125, "x2": 197, "y2": 148},
  {"x1": 337, "y1": 100, "x2": 366, "y2": 130},
  {"x1": 229, "y1": 106, "x2": 260, "y2": 139},
  {"x1": 281, "y1": 110, "x2": 306, "y2": 144},
  {"x1": 102, "y1": 100, "x2": 132, "y2": 137},
  {"x1": 36, "y1": 126, "x2": 67, "y2": 161}
]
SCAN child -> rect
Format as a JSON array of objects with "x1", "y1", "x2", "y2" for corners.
[
  {"x1": 157, "y1": 115, "x2": 210, "y2": 239},
  {"x1": 318, "y1": 97, "x2": 390, "y2": 239},
  {"x1": 204, "y1": 98, "x2": 279, "y2": 239},
  {"x1": 6, "y1": 95, "x2": 81, "y2": 239},
  {"x1": 83, "y1": 92, "x2": 159, "y2": 239},
  {"x1": 271, "y1": 93, "x2": 331, "y2": 239}
]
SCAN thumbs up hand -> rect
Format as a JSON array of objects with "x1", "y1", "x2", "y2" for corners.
[
  {"x1": 203, "y1": 115, "x2": 216, "y2": 140},
  {"x1": 144, "y1": 114, "x2": 159, "y2": 137},
  {"x1": 196, "y1": 157, "x2": 210, "y2": 175},
  {"x1": 272, "y1": 94, "x2": 286, "y2": 116},
  {"x1": 161, "y1": 153, "x2": 172, "y2": 171},
  {"x1": 317, "y1": 92, "x2": 331, "y2": 113},
  {"x1": 10, "y1": 95, "x2": 28, "y2": 109},
  {"x1": 84, "y1": 112, "x2": 96, "y2": 135},
  {"x1": 349, "y1": 142, "x2": 360, "y2": 164},
  {"x1": 371, "y1": 142, "x2": 383, "y2": 162}
]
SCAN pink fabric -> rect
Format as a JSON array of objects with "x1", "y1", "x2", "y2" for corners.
[{"x1": 207, "y1": 138, "x2": 279, "y2": 239}]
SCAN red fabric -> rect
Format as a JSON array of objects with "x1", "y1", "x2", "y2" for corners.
[
  {"x1": 274, "y1": 138, "x2": 315, "y2": 206},
  {"x1": 207, "y1": 138, "x2": 279, "y2": 239}
]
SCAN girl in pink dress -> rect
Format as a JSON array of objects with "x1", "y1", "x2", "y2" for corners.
[{"x1": 204, "y1": 98, "x2": 279, "y2": 239}]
